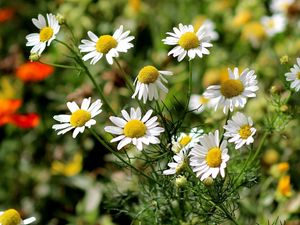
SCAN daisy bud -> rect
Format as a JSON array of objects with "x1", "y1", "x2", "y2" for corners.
[
  {"x1": 56, "y1": 13, "x2": 65, "y2": 25},
  {"x1": 203, "y1": 177, "x2": 214, "y2": 186},
  {"x1": 280, "y1": 105, "x2": 288, "y2": 112},
  {"x1": 175, "y1": 175, "x2": 187, "y2": 188},
  {"x1": 280, "y1": 55, "x2": 289, "y2": 64},
  {"x1": 29, "y1": 53, "x2": 40, "y2": 62}
]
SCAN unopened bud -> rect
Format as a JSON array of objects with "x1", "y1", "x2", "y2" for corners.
[
  {"x1": 29, "y1": 53, "x2": 40, "y2": 62},
  {"x1": 175, "y1": 175, "x2": 187, "y2": 188},
  {"x1": 280, "y1": 55, "x2": 289, "y2": 64},
  {"x1": 203, "y1": 177, "x2": 214, "y2": 186},
  {"x1": 56, "y1": 13, "x2": 65, "y2": 25},
  {"x1": 270, "y1": 85, "x2": 283, "y2": 94}
]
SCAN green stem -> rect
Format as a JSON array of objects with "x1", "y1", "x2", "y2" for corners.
[
  {"x1": 187, "y1": 60, "x2": 193, "y2": 109},
  {"x1": 39, "y1": 60, "x2": 81, "y2": 70},
  {"x1": 249, "y1": 131, "x2": 268, "y2": 166},
  {"x1": 220, "y1": 110, "x2": 231, "y2": 144},
  {"x1": 89, "y1": 129, "x2": 157, "y2": 183},
  {"x1": 114, "y1": 58, "x2": 135, "y2": 93}
]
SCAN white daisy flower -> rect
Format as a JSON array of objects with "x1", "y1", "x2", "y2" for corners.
[
  {"x1": 285, "y1": 58, "x2": 300, "y2": 92},
  {"x1": 0, "y1": 209, "x2": 36, "y2": 225},
  {"x1": 132, "y1": 65, "x2": 173, "y2": 103},
  {"x1": 171, "y1": 128, "x2": 203, "y2": 153},
  {"x1": 163, "y1": 149, "x2": 188, "y2": 175},
  {"x1": 52, "y1": 98, "x2": 102, "y2": 138},
  {"x1": 223, "y1": 112, "x2": 256, "y2": 149},
  {"x1": 25, "y1": 14, "x2": 60, "y2": 55},
  {"x1": 162, "y1": 23, "x2": 213, "y2": 61},
  {"x1": 189, "y1": 130, "x2": 230, "y2": 181},
  {"x1": 79, "y1": 25, "x2": 134, "y2": 65},
  {"x1": 270, "y1": 0, "x2": 294, "y2": 13},
  {"x1": 261, "y1": 14, "x2": 286, "y2": 37},
  {"x1": 188, "y1": 93, "x2": 216, "y2": 114},
  {"x1": 104, "y1": 107, "x2": 164, "y2": 151},
  {"x1": 204, "y1": 67, "x2": 259, "y2": 113},
  {"x1": 201, "y1": 19, "x2": 219, "y2": 41}
]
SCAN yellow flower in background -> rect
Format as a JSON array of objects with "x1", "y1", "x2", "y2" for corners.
[
  {"x1": 232, "y1": 9, "x2": 252, "y2": 29},
  {"x1": 277, "y1": 175, "x2": 292, "y2": 197},
  {"x1": 270, "y1": 162, "x2": 290, "y2": 178},
  {"x1": 51, "y1": 153, "x2": 83, "y2": 176},
  {"x1": 262, "y1": 149, "x2": 279, "y2": 166},
  {"x1": 0, "y1": 77, "x2": 19, "y2": 99},
  {"x1": 202, "y1": 67, "x2": 229, "y2": 88},
  {"x1": 209, "y1": 0, "x2": 233, "y2": 13},
  {"x1": 128, "y1": 0, "x2": 141, "y2": 13},
  {"x1": 242, "y1": 21, "x2": 266, "y2": 47}
]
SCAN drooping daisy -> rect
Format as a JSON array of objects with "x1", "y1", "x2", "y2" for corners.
[
  {"x1": 163, "y1": 149, "x2": 188, "y2": 175},
  {"x1": 261, "y1": 14, "x2": 286, "y2": 37},
  {"x1": 285, "y1": 58, "x2": 300, "y2": 92},
  {"x1": 162, "y1": 23, "x2": 213, "y2": 61},
  {"x1": 189, "y1": 130, "x2": 230, "y2": 181},
  {"x1": 171, "y1": 128, "x2": 203, "y2": 153},
  {"x1": 0, "y1": 209, "x2": 36, "y2": 225},
  {"x1": 52, "y1": 97, "x2": 102, "y2": 138},
  {"x1": 104, "y1": 107, "x2": 164, "y2": 151},
  {"x1": 223, "y1": 112, "x2": 256, "y2": 149},
  {"x1": 26, "y1": 14, "x2": 60, "y2": 55},
  {"x1": 79, "y1": 25, "x2": 134, "y2": 65},
  {"x1": 204, "y1": 67, "x2": 259, "y2": 113},
  {"x1": 270, "y1": 0, "x2": 294, "y2": 14},
  {"x1": 188, "y1": 93, "x2": 214, "y2": 114},
  {"x1": 132, "y1": 65, "x2": 173, "y2": 103}
]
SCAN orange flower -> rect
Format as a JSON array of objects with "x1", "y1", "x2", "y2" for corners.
[
  {"x1": 0, "y1": 8, "x2": 14, "y2": 23},
  {"x1": 0, "y1": 99, "x2": 39, "y2": 128},
  {"x1": 277, "y1": 175, "x2": 292, "y2": 197},
  {"x1": 16, "y1": 62, "x2": 54, "y2": 82}
]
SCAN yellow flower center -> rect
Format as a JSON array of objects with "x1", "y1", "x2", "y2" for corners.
[
  {"x1": 239, "y1": 125, "x2": 251, "y2": 139},
  {"x1": 0, "y1": 209, "x2": 21, "y2": 225},
  {"x1": 179, "y1": 135, "x2": 192, "y2": 146},
  {"x1": 220, "y1": 79, "x2": 244, "y2": 98},
  {"x1": 137, "y1": 66, "x2": 160, "y2": 84},
  {"x1": 178, "y1": 32, "x2": 200, "y2": 50},
  {"x1": 39, "y1": 27, "x2": 54, "y2": 42},
  {"x1": 206, "y1": 147, "x2": 222, "y2": 168},
  {"x1": 123, "y1": 120, "x2": 146, "y2": 138},
  {"x1": 70, "y1": 109, "x2": 91, "y2": 127},
  {"x1": 267, "y1": 20, "x2": 275, "y2": 28},
  {"x1": 199, "y1": 96, "x2": 209, "y2": 104},
  {"x1": 96, "y1": 35, "x2": 117, "y2": 54},
  {"x1": 297, "y1": 71, "x2": 300, "y2": 80}
]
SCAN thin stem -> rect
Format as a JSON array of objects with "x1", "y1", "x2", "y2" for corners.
[
  {"x1": 114, "y1": 58, "x2": 135, "y2": 93},
  {"x1": 249, "y1": 131, "x2": 268, "y2": 166},
  {"x1": 220, "y1": 110, "x2": 231, "y2": 144},
  {"x1": 39, "y1": 60, "x2": 81, "y2": 70}
]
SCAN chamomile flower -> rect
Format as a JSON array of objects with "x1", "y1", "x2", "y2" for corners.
[
  {"x1": 204, "y1": 67, "x2": 259, "y2": 113},
  {"x1": 223, "y1": 112, "x2": 256, "y2": 149},
  {"x1": 285, "y1": 58, "x2": 300, "y2": 92},
  {"x1": 79, "y1": 25, "x2": 134, "y2": 65},
  {"x1": 162, "y1": 23, "x2": 213, "y2": 61},
  {"x1": 188, "y1": 93, "x2": 214, "y2": 114},
  {"x1": 104, "y1": 107, "x2": 164, "y2": 151},
  {"x1": 171, "y1": 128, "x2": 203, "y2": 153},
  {"x1": 270, "y1": 0, "x2": 294, "y2": 14},
  {"x1": 52, "y1": 98, "x2": 102, "y2": 138},
  {"x1": 0, "y1": 209, "x2": 36, "y2": 225},
  {"x1": 163, "y1": 149, "x2": 188, "y2": 175},
  {"x1": 189, "y1": 130, "x2": 230, "y2": 181},
  {"x1": 25, "y1": 14, "x2": 60, "y2": 55},
  {"x1": 132, "y1": 65, "x2": 173, "y2": 103},
  {"x1": 261, "y1": 14, "x2": 286, "y2": 37}
]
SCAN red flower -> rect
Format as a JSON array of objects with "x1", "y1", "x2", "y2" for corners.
[
  {"x1": 0, "y1": 8, "x2": 14, "y2": 23},
  {"x1": 16, "y1": 62, "x2": 54, "y2": 82},
  {"x1": 0, "y1": 99, "x2": 40, "y2": 128}
]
